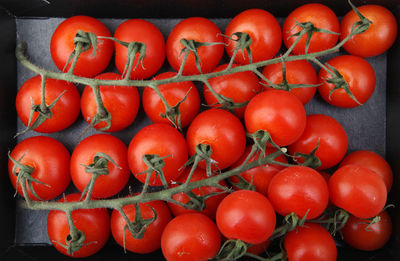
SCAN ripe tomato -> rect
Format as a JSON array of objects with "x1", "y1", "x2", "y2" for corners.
[
  {"x1": 166, "y1": 17, "x2": 224, "y2": 75},
  {"x1": 288, "y1": 114, "x2": 348, "y2": 170},
  {"x1": 8, "y1": 136, "x2": 70, "y2": 201},
  {"x1": 81, "y1": 72, "x2": 140, "y2": 132},
  {"x1": 224, "y1": 9, "x2": 281, "y2": 64},
  {"x1": 47, "y1": 193, "x2": 110, "y2": 258},
  {"x1": 143, "y1": 72, "x2": 200, "y2": 128},
  {"x1": 341, "y1": 211, "x2": 392, "y2": 251},
  {"x1": 244, "y1": 90, "x2": 306, "y2": 147},
  {"x1": 128, "y1": 123, "x2": 188, "y2": 186},
  {"x1": 50, "y1": 16, "x2": 113, "y2": 77},
  {"x1": 341, "y1": 5, "x2": 398, "y2": 57},
  {"x1": 283, "y1": 3, "x2": 339, "y2": 55},
  {"x1": 216, "y1": 190, "x2": 276, "y2": 244},
  {"x1": 16, "y1": 75, "x2": 80, "y2": 133},
  {"x1": 111, "y1": 200, "x2": 172, "y2": 254},
  {"x1": 203, "y1": 64, "x2": 261, "y2": 118},
  {"x1": 268, "y1": 166, "x2": 329, "y2": 220},
  {"x1": 161, "y1": 213, "x2": 221, "y2": 261},
  {"x1": 262, "y1": 59, "x2": 318, "y2": 104},
  {"x1": 329, "y1": 164, "x2": 387, "y2": 219},
  {"x1": 284, "y1": 223, "x2": 337, "y2": 261},
  {"x1": 70, "y1": 134, "x2": 130, "y2": 199},
  {"x1": 186, "y1": 108, "x2": 246, "y2": 171}
]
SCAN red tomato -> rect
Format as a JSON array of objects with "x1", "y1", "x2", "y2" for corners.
[
  {"x1": 166, "y1": 17, "x2": 224, "y2": 75},
  {"x1": 70, "y1": 134, "x2": 130, "y2": 199},
  {"x1": 288, "y1": 114, "x2": 348, "y2": 170},
  {"x1": 50, "y1": 16, "x2": 113, "y2": 77},
  {"x1": 216, "y1": 190, "x2": 276, "y2": 244},
  {"x1": 341, "y1": 5, "x2": 398, "y2": 57},
  {"x1": 262, "y1": 60, "x2": 318, "y2": 104},
  {"x1": 341, "y1": 211, "x2": 392, "y2": 251},
  {"x1": 114, "y1": 19, "x2": 165, "y2": 79},
  {"x1": 203, "y1": 64, "x2": 262, "y2": 118},
  {"x1": 224, "y1": 9, "x2": 281, "y2": 64},
  {"x1": 111, "y1": 200, "x2": 172, "y2": 254},
  {"x1": 329, "y1": 164, "x2": 387, "y2": 218},
  {"x1": 186, "y1": 108, "x2": 246, "y2": 171},
  {"x1": 81, "y1": 72, "x2": 140, "y2": 132},
  {"x1": 247, "y1": 240, "x2": 270, "y2": 255},
  {"x1": 128, "y1": 123, "x2": 188, "y2": 186},
  {"x1": 8, "y1": 136, "x2": 70, "y2": 200},
  {"x1": 16, "y1": 75, "x2": 80, "y2": 133},
  {"x1": 47, "y1": 193, "x2": 110, "y2": 258},
  {"x1": 244, "y1": 90, "x2": 306, "y2": 147},
  {"x1": 143, "y1": 72, "x2": 200, "y2": 128},
  {"x1": 161, "y1": 213, "x2": 221, "y2": 261},
  {"x1": 268, "y1": 166, "x2": 329, "y2": 220},
  {"x1": 284, "y1": 223, "x2": 337, "y2": 261},
  {"x1": 283, "y1": 4, "x2": 339, "y2": 55}
]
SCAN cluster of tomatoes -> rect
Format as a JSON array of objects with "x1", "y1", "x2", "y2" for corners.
[{"x1": 9, "y1": 2, "x2": 398, "y2": 260}]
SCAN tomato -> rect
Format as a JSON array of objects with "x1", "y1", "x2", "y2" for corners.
[
  {"x1": 111, "y1": 200, "x2": 172, "y2": 254},
  {"x1": 244, "y1": 90, "x2": 306, "y2": 147},
  {"x1": 341, "y1": 211, "x2": 392, "y2": 251},
  {"x1": 224, "y1": 9, "x2": 281, "y2": 64},
  {"x1": 70, "y1": 134, "x2": 130, "y2": 199},
  {"x1": 50, "y1": 16, "x2": 113, "y2": 77},
  {"x1": 47, "y1": 193, "x2": 110, "y2": 258},
  {"x1": 81, "y1": 72, "x2": 140, "y2": 132},
  {"x1": 283, "y1": 4, "x2": 339, "y2": 55},
  {"x1": 161, "y1": 213, "x2": 221, "y2": 261},
  {"x1": 268, "y1": 166, "x2": 329, "y2": 220},
  {"x1": 341, "y1": 5, "x2": 398, "y2": 57},
  {"x1": 216, "y1": 190, "x2": 276, "y2": 244},
  {"x1": 16, "y1": 75, "x2": 80, "y2": 133},
  {"x1": 262, "y1": 59, "x2": 318, "y2": 104},
  {"x1": 8, "y1": 136, "x2": 70, "y2": 201},
  {"x1": 329, "y1": 164, "x2": 387, "y2": 219},
  {"x1": 203, "y1": 64, "x2": 261, "y2": 118},
  {"x1": 288, "y1": 114, "x2": 348, "y2": 170},
  {"x1": 284, "y1": 223, "x2": 337, "y2": 261},
  {"x1": 247, "y1": 240, "x2": 270, "y2": 256},
  {"x1": 166, "y1": 17, "x2": 224, "y2": 75},
  {"x1": 143, "y1": 72, "x2": 200, "y2": 128},
  {"x1": 186, "y1": 108, "x2": 246, "y2": 171},
  {"x1": 128, "y1": 123, "x2": 188, "y2": 186}
]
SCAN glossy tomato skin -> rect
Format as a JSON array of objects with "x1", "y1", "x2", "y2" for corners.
[
  {"x1": 186, "y1": 108, "x2": 246, "y2": 171},
  {"x1": 47, "y1": 193, "x2": 110, "y2": 258},
  {"x1": 81, "y1": 72, "x2": 140, "y2": 132},
  {"x1": 114, "y1": 19, "x2": 165, "y2": 79},
  {"x1": 143, "y1": 72, "x2": 200, "y2": 128},
  {"x1": 329, "y1": 164, "x2": 387, "y2": 219},
  {"x1": 111, "y1": 200, "x2": 172, "y2": 254},
  {"x1": 225, "y1": 9, "x2": 281, "y2": 64},
  {"x1": 283, "y1": 4, "x2": 339, "y2": 55},
  {"x1": 128, "y1": 123, "x2": 188, "y2": 186},
  {"x1": 284, "y1": 223, "x2": 337, "y2": 261},
  {"x1": 16, "y1": 75, "x2": 80, "y2": 133},
  {"x1": 288, "y1": 114, "x2": 348, "y2": 170},
  {"x1": 161, "y1": 213, "x2": 221, "y2": 261},
  {"x1": 203, "y1": 64, "x2": 261, "y2": 118},
  {"x1": 166, "y1": 17, "x2": 224, "y2": 75},
  {"x1": 244, "y1": 90, "x2": 306, "y2": 147},
  {"x1": 216, "y1": 190, "x2": 276, "y2": 244},
  {"x1": 70, "y1": 134, "x2": 130, "y2": 198},
  {"x1": 50, "y1": 16, "x2": 113, "y2": 77},
  {"x1": 8, "y1": 136, "x2": 70, "y2": 201},
  {"x1": 341, "y1": 5, "x2": 398, "y2": 57}
]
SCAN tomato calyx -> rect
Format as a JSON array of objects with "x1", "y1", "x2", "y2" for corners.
[
  {"x1": 269, "y1": 211, "x2": 309, "y2": 241},
  {"x1": 229, "y1": 174, "x2": 257, "y2": 191},
  {"x1": 347, "y1": 0, "x2": 373, "y2": 36},
  {"x1": 223, "y1": 32, "x2": 253, "y2": 65},
  {"x1": 214, "y1": 239, "x2": 249, "y2": 261},
  {"x1": 311, "y1": 207, "x2": 350, "y2": 235},
  {"x1": 183, "y1": 143, "x2": 215, "y2": 178},
  {"x1": 291, "y1": 139, "x2": 322, "y2": 169},
  {"x1": 137, "y1": 154, "x2": 170, "y2": 192}
]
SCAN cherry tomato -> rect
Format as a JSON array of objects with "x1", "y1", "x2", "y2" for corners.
[
  {"x1": 50, "y1": 16, "x2": 113, "y2": 77},
  {"x1": 16, "y1": 75, "x2": 80, "y2": 133},
  {"x1": 81, "y1": 72, "x2": 140, "y2": 132},
  {"x1": 8, "y1": 136, "x2": 70, "y2": 201}
]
